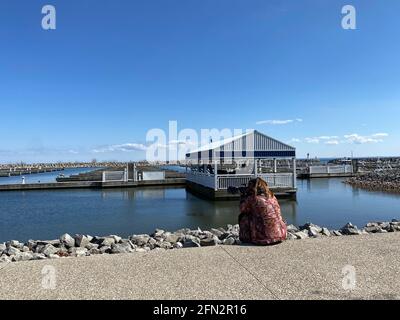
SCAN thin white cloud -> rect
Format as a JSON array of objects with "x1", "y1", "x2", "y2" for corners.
[
  {"x1": 303, "y1": 133, "x2": 388, "y2": 145},
  {"x1": 288, "y1": 138, "x2": 301, "y2": 143},
  {"x1": 256, "y1": 119, "x2": 303, "y2": 125},
  {"x1": 304, "y1": 135, "x2": 339, "y2": 144},
  {"x1": 325, "y1": 140, "x2": 339, "y2": 145},
  {"x1": 344, "y1": 133, "x2": 389, "y2": 144},
  {"x1": 371, "y1": 133, "x2": 389, "y2": 138},
  {"x1": 318, "y1": 136, "x2": 339, "y2": 140},
  {"x1": 305, "y1": 137, "x2": 320, "y2": 144},
  {"x1": 92, "y1": 143, "x2": 147, "y2": 153}
]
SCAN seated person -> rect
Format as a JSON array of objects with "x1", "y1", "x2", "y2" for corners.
[{"x1": 239, "y1": 178, "x2": 287, "y2": 245}]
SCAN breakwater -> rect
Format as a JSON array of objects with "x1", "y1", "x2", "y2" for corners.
[
  {"x1": 346, "y1": 170, "x2": 400, "y2": 193},
  {"x1": 1, "y1": 219, "x2": 399, "y2": 263}
]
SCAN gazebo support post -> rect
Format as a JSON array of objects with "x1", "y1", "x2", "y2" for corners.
[
  {"x1": 292, "y1": 158, "x2": 297, "y2": 188},
  {"x1": 214, "y1": 161, "x2": 218, "y2": 191}
]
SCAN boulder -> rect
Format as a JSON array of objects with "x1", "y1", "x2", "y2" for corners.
[
  {"x1": 111, "y1": 242, "x2": 134, "y2": 254},
  {"x1": 210, "y1": 228, "x2": 224, "y2": 238},
  {"x1": 0, "y1": 255, "x2": 11, "y2": 263},
  {"x1": 158, "y1": 241, "x2": 172, "y2": 250},
  {"x1": 332, "y1": 230, "x2": 342, "y2": 236},
  {"x1": 200, "y1": 236, "x2": 219, "y2": 247},
  {"x1": 219, "y1": 232, "x2": 231, "y2": 241},
  {"x1": 286, "y1": 224, "x2": 299, "y2": 233},
  {"x1": 294, "y1": 231, "x2": 309, "y2": 239},
  {"x1": 69, "y1": 247, "x2": 88, "y2": 257},
  {"x1": 36, "y1": 240, "x2": 60, "y2": 247},
  {"x1": 188, "y1": 229, "x2": 202, "y2": 238},
  {"x1": 13, "y1": 252, "x2": 33, "y2": 262},
  {"x1": 0, "y1": 243, "x2": 6, "y2": 253},
  {"x1": 175, "y1": 228, "x2": 191, "y2": 235},
  {"x1": 341, "y1": 223, "x2": 362, "y2": 235},
  {"x1": 31, "y1": 253, "x2": 47, "y2": 260},
  {"x1": 182, "y1": 236, "x2": 201, "y2": 248},
  {"x1": 174, "y1": 242, "x2": 183, "y2": 249},
  {"x1": 164, "y1": 234, "x2": 180, "y2": 244},
  {"x1": 8, "y1": 240, "x2": 22, "y2": 248},
  {"x1": 41, "y1": 244, "x2": 59, "y2": 257},
  {"x1": 110, "y1": 235, "x2": 122, "y2": 243},
  {"x1": 99, "y1": 237, "x2": 116, "y2": 247},
  {"x1": 135, "y1": 248, "x2": 148, "y2": 253},
  {"x1": 5, "y1": 246, "x2": 21, "y2": 256},
  {"x1": 130, "y1": 235, "x2": 150, "y2": 246},
  {"x1": 308, "y1": 227, "x2": 320, "y2": 238},
  {"x1": 366, "y1": 222, "x2": 379, "y2": 228},
  {"x1": 286, "y1": 232, "x2": 297, "y2": 240},
  {"x1": 99, "y1": 246, "x2": 111, "y2": 254},
  {"x1": 60, "y1": 233, "x2": 75, "y2": 248},
  {"x1": 26, "y1": 240, "x2": 37, "y2": 251},
  {"x1": 364, "y1": 225, "x2": 382, "y2": 233},
  {"x1": 74, "y1": 234, "x2": 90, "y2": 248},
  {"x1": 57, "y1": 246, "x2": 69, "y2": 257},
  {"x1": 152, "y1": 229, "x2": 165, "y2": 238},
  {"x1": 378, "y1": 222, "x2": 390, "y2": 230},
  {"x1": 321, "y1": 228, "x2": 331, "y2": 237},
  {"x1": 89, "y1": 248, "x2": 101, "y2": 255},
  {"x1": 85, "y1": 243, "x2": 98, "y2": 250},
  {"x1": 35, "y1": 245, "x2": 45, "y2": 254},
  {"x1": 222, "y1": 237, "x2": 236, "y2": 245},
  {"x1": 300, "y1": 223, "x2": 322, "y2": 233},
  {"x1": 388, "y1": 224, "x2": 399, "y2": 232}
]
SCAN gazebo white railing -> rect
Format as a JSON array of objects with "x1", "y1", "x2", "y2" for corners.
[
  {"x1": 187, "y1": 172, "x2": 295, "y2": 191},
  {"x1": 308, "y1": 165, "x2": 353, "y2": 174}
]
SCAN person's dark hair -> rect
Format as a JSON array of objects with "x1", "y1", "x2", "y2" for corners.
[{"x1": 247, "y1": 177, "x2": 274, "y2": 198}]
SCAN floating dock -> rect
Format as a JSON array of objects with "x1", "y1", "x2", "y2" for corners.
[
  {"x1": 0, "y1": 178, "x2": 186, "y2": 192},
  {"x1": 297, "y1": 172, "x2": 355, "y2": 179},
  {"x1": 186, "y1": 180, "x2": 296, "y2": 200}
]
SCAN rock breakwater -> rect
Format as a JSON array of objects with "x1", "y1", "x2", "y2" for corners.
[
  {"x1": 1, "y1": 220, "x2": 400, "y2": 263},
  {"x1": 346, "y1": 170, "x2": 400, "y2": 193}
]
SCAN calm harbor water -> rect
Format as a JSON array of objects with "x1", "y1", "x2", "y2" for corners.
[
  {"x1": 0, "y1": 167, "x2": 100, "y2": 185},
  {"x1": 0, "y1": 178, "x2": 399, "y2": 242}
]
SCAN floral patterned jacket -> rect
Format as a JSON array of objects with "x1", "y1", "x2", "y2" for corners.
[{"x1": 239, "y1": 195, "x2": 287, "y2": 245}]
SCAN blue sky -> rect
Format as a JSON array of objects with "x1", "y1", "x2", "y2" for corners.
[{"x1": 0, "y1": 0, "x2": 399, "y2": 162}]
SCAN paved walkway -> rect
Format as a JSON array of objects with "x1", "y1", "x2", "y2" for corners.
[{"x1": 1, "y1": 233, "x2": 399, "y2": 300}]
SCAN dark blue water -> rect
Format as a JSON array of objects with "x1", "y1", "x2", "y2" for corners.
[
  {"x1": 0, "y1": 168, "x2": 100, "y2": 185},
  {"x1": 0, "y1": 178, "x2": 399, "y2": 242}
]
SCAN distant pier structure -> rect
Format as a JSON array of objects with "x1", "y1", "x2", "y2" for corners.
[{"x1": 185, "y1": 130, "x2": 297, "y2": 200}]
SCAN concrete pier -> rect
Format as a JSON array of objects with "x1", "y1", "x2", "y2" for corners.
[
  {"x1": 297, "y1": 172, "x2": 355, "y2": 179},
  {"x1": 0, "y1": 178, "x2": 186, "y2": 192}
]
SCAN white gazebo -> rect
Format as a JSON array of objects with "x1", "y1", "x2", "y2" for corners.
[{"x1": 185, "y1": 130, "x2": 296, "y2": 199}]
